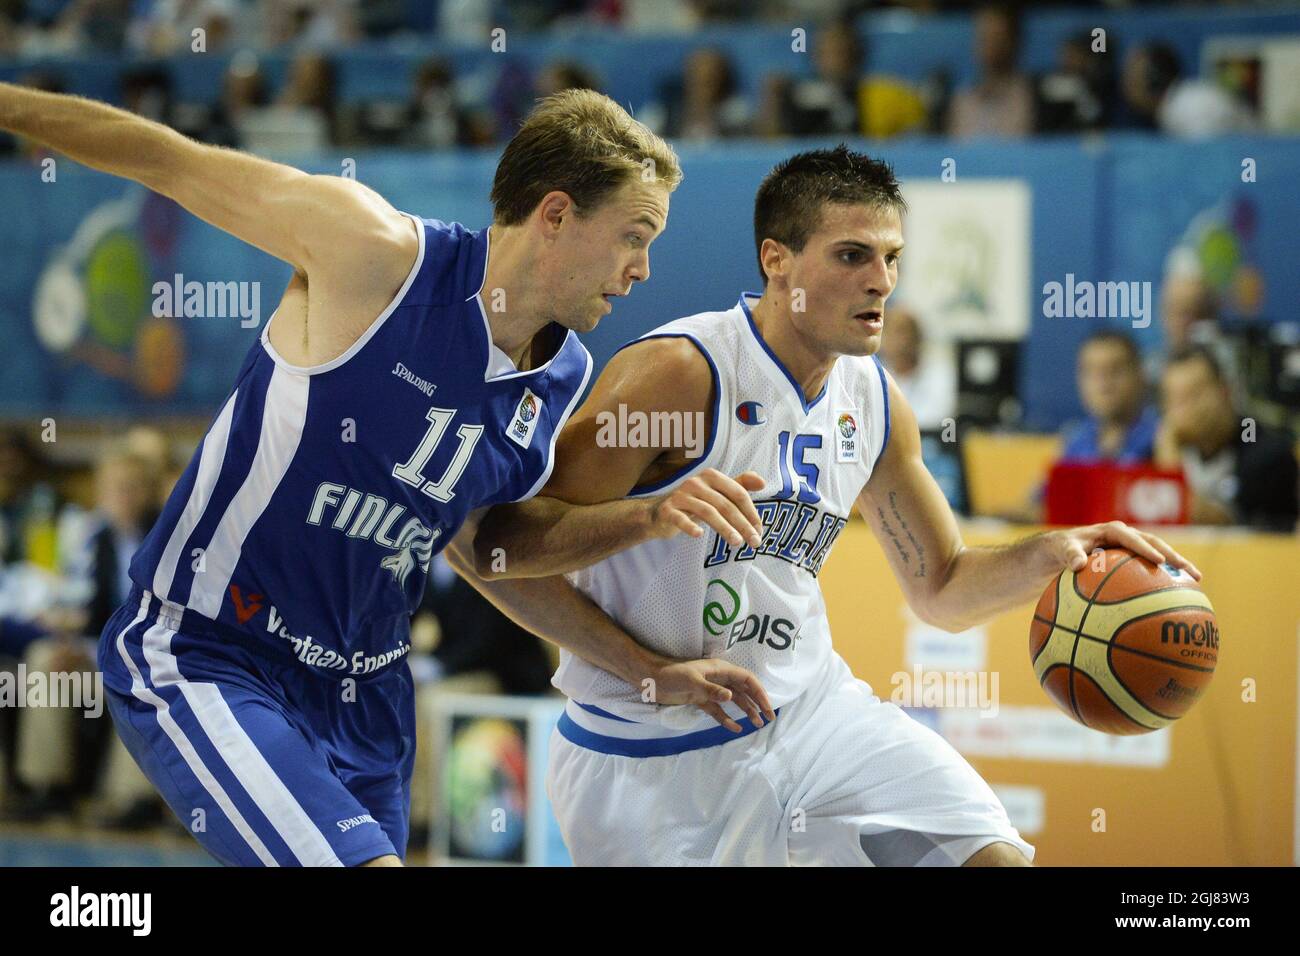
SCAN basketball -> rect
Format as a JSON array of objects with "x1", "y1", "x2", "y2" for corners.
[{"x1": 1030, "y1": 547, "x2": 1218, "y2": 735}]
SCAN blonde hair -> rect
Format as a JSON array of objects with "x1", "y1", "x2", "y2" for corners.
[{"x1": 490, "y1": 89, "x2": 682, "y2": 226}]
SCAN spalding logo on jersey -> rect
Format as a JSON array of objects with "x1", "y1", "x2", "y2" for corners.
[{"x1": 735, "y1": 401, "x2": 766, "y2": 425}]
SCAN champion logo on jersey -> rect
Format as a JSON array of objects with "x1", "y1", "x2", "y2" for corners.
[
  {"x1": 735, "y1": 401, "x2": 766, "y2": 425},
  {"x1": 507, "y1": 388, "x2": 544, "y2": 448},
  {"x1": 835, "y1": 411, "x2": 860, "y2": 463}
]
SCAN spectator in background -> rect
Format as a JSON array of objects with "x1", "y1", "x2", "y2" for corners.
[
  {"x1": 121, "y1": 64, "x2": 175, "y2": 126},
  {"x1": 49, "y1": 0, "x2": 133, "y2": 53},
  {"x1": 1155, "y1": 346, "x2": 1298, "y2": 531},
  {"x1": 1060, "y1": 331, "x2": 1158, "y2": 464},
  {"x1": 1121, "y1": 42, "x2": 1254, "y2": 138},
  {"x1": 127, "y1": 0, "x2": 240, "y2": 56},
  {"x1": 0, "y1": 429, "x2": 61, "y2": 570},
  {"x1": 261, "y1": 0, "x2": 358, "y2": 48},
  {"x1": 1037, "y1": 30, "x2": 1115, "y2": 134},
  {"x1": 2, "y1": 447, "x2": 162, "y2": 824},
  {"x1": 534, "y1": 60, "x2": 601, "y2": 100},
  {"x1": 644, "y1": 47, "x2": 751, "y2": 141},
  {"x1": 758, "y1": 21, "x2": 926, "y2": 141},
  {"x1": 407, "y1": 57, "x2": 473, "y2": 149},
  {"x1": 1147, "y1": 262, "x2": 1243, "y2": 402},
  {"x1": 238, "y1": 49, "x2": 337, "y2": 151},
  {"x1": 879, "y1": 305, "x2": 955, "y2": 431},
  {"x1": 201, "y1": 51, "x2": 270, "y2": 148},
  {"x1": 946, "y1": 3, "x2": 1034, "y2": 139}
]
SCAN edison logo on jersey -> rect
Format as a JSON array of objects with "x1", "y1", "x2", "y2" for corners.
[
  {"x1": 307, "y1": 481, "x2": 439, "y2": 587},
  {"x1": 704, "y1": 499, "x2": 848, "y2": 577}
]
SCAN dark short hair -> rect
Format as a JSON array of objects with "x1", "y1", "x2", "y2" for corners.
[
  {"x1": 1080, "y1": 330, "x2": 1141, "y2": 367},
  {"x1": 752, "y1": 145, "x2": 907, "y2": 284},
  {"x1": 1166, "y1": 344, "x2": 1224, "y2": 383}
]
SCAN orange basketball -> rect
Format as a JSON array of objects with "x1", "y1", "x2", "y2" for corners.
[{"x1": 1030, "y1": 547, "x2": 1218, "y2": 735}]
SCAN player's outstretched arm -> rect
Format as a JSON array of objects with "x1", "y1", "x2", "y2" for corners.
[
  {"x1": 857, "y1": 372, "x2": 1201, "y2": 634},
  {"x1": 445, "y1": 516, "x2": 775, "y2": 731},
  {"x1": 473, "y1": 337, "x2": 765, "y2": 578},
  {"x1": 0, "y1": 83, "x2": 414, "y2": 279}
]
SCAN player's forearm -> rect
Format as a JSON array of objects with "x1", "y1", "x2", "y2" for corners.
[
  {"x1": 445, "y1": 548, "x2": 668, "y2": 686},
  {"x1": 0, "y1": 83, "x2": 187, "y2": 190},
  {"x1": 922, "y1": 532, "x2": 1064, "y2": 632},
  {"x1": 473, "y1": 496, "x2": 656, "y2": 579}
]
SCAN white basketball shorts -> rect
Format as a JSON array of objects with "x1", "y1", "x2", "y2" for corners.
[{"x1": 547, "y1": 651, "x2": 1035, "y2": 866}]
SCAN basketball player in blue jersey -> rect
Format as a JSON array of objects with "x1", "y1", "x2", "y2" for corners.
[
  {"x1": 0, "y1": 85, "x2": 773, "y2": 866},
  {"x1": 461, "y1": 146, "x2": 1202, "y2": 866}
]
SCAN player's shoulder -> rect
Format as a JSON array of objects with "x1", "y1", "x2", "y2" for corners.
[{"x1": 400, "y1": 216, "x2": 486, "y2": 305}]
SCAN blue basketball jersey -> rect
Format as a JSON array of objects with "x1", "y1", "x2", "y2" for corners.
[{"x1": 120, "y1": 215, "x2": 592, "y2": 683}]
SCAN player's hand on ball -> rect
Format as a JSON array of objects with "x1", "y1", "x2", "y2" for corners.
[
  {"x1": 1050, "y1": 521, "x2": 1202, "y2": 581},
  {"x1": 646, "y1": 469, "x2": 766, "y2": 549},
  {"x1": 647, "y1": 657, "x2": 776, "y2": 732}
]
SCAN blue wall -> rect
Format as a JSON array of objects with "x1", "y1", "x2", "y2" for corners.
[{"x1": 4, "y1": 133, "x2": 1296, "y2": 428}]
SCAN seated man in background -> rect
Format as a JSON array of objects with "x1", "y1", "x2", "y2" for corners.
[
  {"x1": 1155, "y1": 345, "x2": 1299, "y2": 531},
  {"x1": 998, "y1": 330, "x2": 1157, "y2": 524},
  {"x1": 1060, "y1": 330, "x2": 1158, "y2": 464}
]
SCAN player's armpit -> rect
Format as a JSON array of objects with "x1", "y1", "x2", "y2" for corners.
[{"x1": 857, "y1": 371, "x2": 966, "y2": 627}]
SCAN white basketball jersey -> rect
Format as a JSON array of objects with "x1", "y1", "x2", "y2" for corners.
[{"x1": 554, "y1": 292, "x2": 891, "y2": 731}]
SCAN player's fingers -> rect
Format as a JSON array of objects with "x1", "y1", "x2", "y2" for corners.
[
  {"x1": 692, "y1": 479, "x2": 761, "y2": 546},
  {"x1": 698, "y1": 701, "x2": 742, "y2": 733},
  {"x1": 676, "y1": 496, "x2": 749, "y2": 548},
  {"x1": 1105, "y1": 521, "x2": 1166, "y2": 566},
  {"x1": 1138, "y1": 530, "x2": 1202, "y2": 581},
  {"x1": 709, "y1": 665, "x2": 776, "y2": 721},
  {"x1": 1064, "y1": 538, "x2": 1089, "y2": 572},
  {"x1": 710, "y1": 472, "x2": 764, "y2": 533},
  {"x1": 722, "y1": 687, "x2": 763, "y2": 727},
  {"x1": 700, "y1": 484, "x2": 762, "y2": 547},
  {"x1": 663, "y1": 505, "x2": 706, "y2": 539}
]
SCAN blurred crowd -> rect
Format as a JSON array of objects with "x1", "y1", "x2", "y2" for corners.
[
  {"x1": 0, "y1": 425, "x2": 553, "y2": 844},
  {"x1": 882, "y1": 267, "x2": 1300, "y2": 531},
  {"x1": 0, "y1": 3, "x2": 1272, "y2": 157}
]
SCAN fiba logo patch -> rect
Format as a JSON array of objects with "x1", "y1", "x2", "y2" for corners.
[
  {"x1": 506, "y1": 387, "x2": 543, "y2": 449},
  {"x1": 735, "y1": 401, "x2": 766, "y2": 426},
  {"x1": 703, "y1": 578, "x2": 740, "y2": 636},
  {"x1": 835, "y1": 410, "x2": 860, "y2": 463}
]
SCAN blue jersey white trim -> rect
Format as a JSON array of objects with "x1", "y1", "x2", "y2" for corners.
[{"x1": 115, "y1": 216, "x2": 591, "y2": 689}]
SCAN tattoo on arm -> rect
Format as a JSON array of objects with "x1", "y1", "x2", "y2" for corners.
[{"x1": 877, "y1": 490, "x2": 927, "y2": 578}]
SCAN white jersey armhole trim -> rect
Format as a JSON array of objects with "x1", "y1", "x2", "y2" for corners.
[
  {"x1": 258, "y1": 210, "x2": 427, "y2": 377},
  {"x1": 625, "y1": 332, "x2": 725, "y2": 499},
  {"x1": 871, "y1": 354, "x2": 892, "y2": 470}
]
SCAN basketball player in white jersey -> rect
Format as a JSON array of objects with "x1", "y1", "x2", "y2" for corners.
[{"x1": 457, "y1": 146, "x2": 1200, "y2": 866}]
